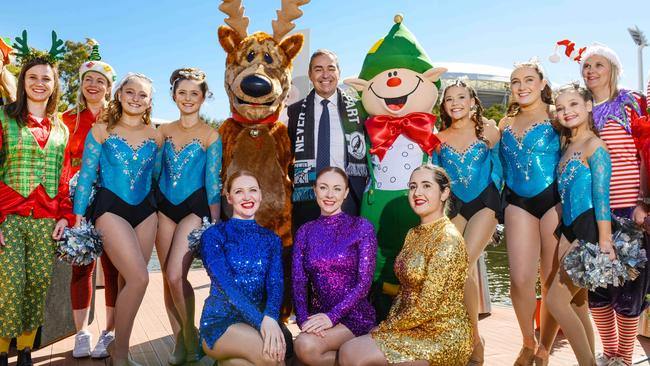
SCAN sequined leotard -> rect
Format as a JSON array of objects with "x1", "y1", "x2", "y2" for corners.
[
  {"x1": 558, "y1": 147, "x2": 611, "y2": 232},
  {"x1": 199, "y1": 218, "x2": 283, "y2": 348},
  {"x1": 73, "y1": 133, "x2": 161, "y2": 227},
  {"x1": 292, "y1": 212, "x2": 376, "y2": 336},
  {"x1": 501, "y1": 121, "x2": 560, "y2": 197},
  {"x1": 371, "y1": 216, "x2": 471, "y2": 365},
  {"x1": 158, "y1": 137, "x2": 222, "y2": 222}
]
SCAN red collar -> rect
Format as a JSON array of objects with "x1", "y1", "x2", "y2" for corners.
[
  {"x1": 27, "y1": 113, "x2": 51, "y2": 128},
  {"x1": 231, "y1": 111, "x2": 279, "y2": 125}
]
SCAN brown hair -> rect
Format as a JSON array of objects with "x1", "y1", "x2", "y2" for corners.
[
  {"x1": 308, "y1": 49, "x2": 340, "y2": 73},
  {"x1": 225, "y1": 170, "x2": 259, "y2": 194},
  {"x1": 315, "y1": 166, "x2": 349, "y2": 189},
  {"x1": 554, "y1": 82, "x2": 599, "y2": 150},
  {"x1": 440, "y1": 80, "x2": 487, "y2": 142},
  {"x1": 4, "y1": 58, "x2": 61, "y2": 127},
  {"x1": 507, "y1": 63, "x2": 553, "y2": 117},
  {"x1": 411, "y1": 164, "x2": 452, "y2": 212},
  {"x1": 169, "y1": 67, "x2": 211, "y2": 99},
  {"x1": 102, "y1": 73, "x2": 153, "y2": 131}
]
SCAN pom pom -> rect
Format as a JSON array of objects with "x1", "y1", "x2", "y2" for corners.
[
  {"x1": 489, "y1": 224, "x2": 505, "y2": 247},
  {"x1": 563, "y1": 215, "x2": 647, "y2": 290},
  {"x1": 549, "y1": 45, "x2": 561, "y2": 63},
  {"x1": 56, "y1": 220, "x2": 103, "y2": 266},
  {"x1": 187, "y1": 217, "x2": 214, "y2": 258}
]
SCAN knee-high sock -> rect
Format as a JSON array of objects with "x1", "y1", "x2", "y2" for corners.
[
  {"x1": 0, "y1": 337, "x2": 10, "y2": 353},
  {"x1": 16, "y1": 329, "x2": 36, "y2": 350},
  {"x1": 616, "y1": 313, "x2": 639, "y2": 366},
  {"x1": 591, "y1": 305, "x2": 617, "y2": 357}
]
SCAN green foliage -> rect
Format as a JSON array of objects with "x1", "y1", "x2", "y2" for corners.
[
  {"x1": 483, "y1": 103, "x2": 507, "y2": 124},
  {"x1": 57, "y1": 40, "x2": 89, "y2": 112},
  {"x1": 201, "y1": 113, "x2": 224, "y2": 129}
]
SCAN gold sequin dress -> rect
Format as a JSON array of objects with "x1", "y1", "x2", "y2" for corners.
[{"x1": 371, "y1": 216, "x2": 472, "y2": 365}]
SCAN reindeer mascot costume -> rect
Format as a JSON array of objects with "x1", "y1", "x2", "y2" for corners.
[{"x1": 216, "y1": 0, "x2": 308, "y2": 319}]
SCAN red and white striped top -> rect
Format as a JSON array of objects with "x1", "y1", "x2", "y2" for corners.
[{"x1": 600, "y1": 121, "x2": 640, "y2": 208}]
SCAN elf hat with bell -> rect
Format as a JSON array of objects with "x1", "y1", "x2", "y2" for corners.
[
  {"x1": 0, "y1": 37, "x2": 13, "y2": 65},
  {"x1": 358, "y1": 14, "x2": 440, "y2": 89}
]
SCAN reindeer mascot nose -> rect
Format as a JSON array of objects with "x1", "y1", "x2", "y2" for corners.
[{"x1": 241, "y1": 74, "x2": 273, "y2": 97}]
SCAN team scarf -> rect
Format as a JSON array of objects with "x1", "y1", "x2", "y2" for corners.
[{"x1": 292, "y1": 88, "x2": 368, "y2": 202}]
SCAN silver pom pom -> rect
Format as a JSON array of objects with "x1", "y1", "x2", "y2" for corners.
[
  {"x1": 563, "y1": 215, "x2": 647, "y2": 290},
  {"x1": 56, "y1": 221, "x2": 103, "y2": 266},
  {"x1": 187, "y1": 217, "x2": 214, "y2": 259}
]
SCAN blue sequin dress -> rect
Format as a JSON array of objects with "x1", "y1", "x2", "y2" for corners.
[
  {"x1": 434, "y1": 140, "x2": 503, "y2": 221},
  {"x1": 199, "y1": 218, "x2": 283, "y2": 348},
  {"x1": 557, "y1": 147, "x2": 612, "y2": 243},
  {"x1": 500, "y1": 121, "x2": 561, "y2": 218}
]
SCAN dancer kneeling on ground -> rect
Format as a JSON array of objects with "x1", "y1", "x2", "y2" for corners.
[
  {"x1": 292, "y1": 167, "x2": 377, "y2": 366},
  {"x1": 338, "y1": 164, "x2": 472, "y2": 366},
  {"x1": 200, "y1": 170, "x2": 291, "y2": 366}
]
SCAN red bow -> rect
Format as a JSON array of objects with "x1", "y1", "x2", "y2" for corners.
[{"x1": 365, "y1": 112, "x2": 440, "y2": 161}]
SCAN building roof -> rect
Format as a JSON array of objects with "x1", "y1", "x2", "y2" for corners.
[{"x1": 434, "y1": 62, "x2": 511, "y2": 83}]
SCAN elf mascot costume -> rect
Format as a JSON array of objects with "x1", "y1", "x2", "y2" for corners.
[{"x1": 345, "y1": 15, "x2": 446, "y2": 321}]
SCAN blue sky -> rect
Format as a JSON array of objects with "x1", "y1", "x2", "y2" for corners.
[{"x1": 2, "y1": 0, "x2": 649, "y2": 121}]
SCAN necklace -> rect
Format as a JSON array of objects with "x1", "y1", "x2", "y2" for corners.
[{"x1": 179, "y1": 120, "x2": 201, "y2": 131}]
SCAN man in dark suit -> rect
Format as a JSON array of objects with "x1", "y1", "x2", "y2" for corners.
[{"x1": 287, "y1": 49, "x2": 368, "y2": 232}]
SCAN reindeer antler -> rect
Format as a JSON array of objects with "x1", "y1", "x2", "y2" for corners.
[
  {"x1": 219, "y1": 0, "x2": 249, "y2": 39},
  {"x1": 49, "y1": 31, "x2": 66, "y2": 61},
  {"x1": 272, "y1": 0, "x2": 310, "y2": 42},
  {"x1": 12, "y1": 30, "x2": 30, "y2": 60}
]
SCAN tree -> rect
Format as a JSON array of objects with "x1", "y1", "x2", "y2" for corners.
[
  {"x1": 483, "y1": 103, "x2": 507, "y2": 124},
  {"x1": 57, "y1": 40, "x2": 89, "y2": 112}
]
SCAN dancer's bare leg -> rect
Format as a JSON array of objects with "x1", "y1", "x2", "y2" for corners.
[
  {"x1": 97, "y1": 212, "x2": 156, "y2": 365},
  {"x1": 202, "y1": 323, "x2": 283, "y2": 366},
  {"x1": 166, "y1": 214, "x2": 201, "y2": 357},
  {"x1": 294, "y1": 324, "x2": 354, "y2": 366}
]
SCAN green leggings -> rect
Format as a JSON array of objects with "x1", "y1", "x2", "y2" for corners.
[{"x1": 0, "y1": 215, "x2": 56, "y2": 338}]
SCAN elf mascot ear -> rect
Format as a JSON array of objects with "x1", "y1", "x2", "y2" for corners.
[
  {"x1": 344, "y1": 78, "x2": 369, "y2": 92},
  {"x1": 423, "y1": 67, "x2": 447, "y2": 84}
]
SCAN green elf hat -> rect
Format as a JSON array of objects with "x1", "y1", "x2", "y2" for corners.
[
  {"x1": 78, "y1": 39, "x2": 116, "y2": 83},
  {"x1": 358, "y1": 14, "x2": 440, "y2": 89},
  {"x1": 0, "y1": 37, "x2": 13, "y2": 65}
]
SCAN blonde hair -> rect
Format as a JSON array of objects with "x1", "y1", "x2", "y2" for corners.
[{"x1": 102, "y1": 73, "x2": 153, "y2": 131}]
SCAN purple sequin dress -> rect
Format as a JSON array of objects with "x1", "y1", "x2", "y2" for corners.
[{"x1": 292, "y1": 212, "x2": 377, "y2": 336}]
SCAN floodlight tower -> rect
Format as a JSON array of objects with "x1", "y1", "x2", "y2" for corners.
[{"x1": 628, "y1": 25, "x2": 647, "y2": 92}]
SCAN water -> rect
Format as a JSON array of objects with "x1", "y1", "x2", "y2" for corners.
[{"x1": 148, "y1": 240, "x2": 516, "y2": 306}]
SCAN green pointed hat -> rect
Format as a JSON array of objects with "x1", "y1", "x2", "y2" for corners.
[{"x1": 358, "y1": 15, "x2": 439, "y2": 88}]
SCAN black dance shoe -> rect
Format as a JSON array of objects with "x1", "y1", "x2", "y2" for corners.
[
  {"x1": 17, "y1": 348, "x2": 33, "y2": 366},
  {"x1": 0, "y1": 352, "x2": 8, "y2": 366}
]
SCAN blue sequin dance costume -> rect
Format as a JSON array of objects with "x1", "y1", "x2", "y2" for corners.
[
  {"x1": 434, "y1": 140, "x2": 503, "y2": 221},
  {"x1": 500, "y1": 121, "x2": 561, "y2": 219},
  {"x1": 73, "y1": 133, "x2": 161, "y2": 227},
  {"x1": 199, "y1": 218, "x2": 283, "y2": 348},
  {"x1": 557, "y1": 147, "x2": 612, "y2": 243},
  {"x1": 158, "y1": 137, "x2": 222, "y2": 223}
]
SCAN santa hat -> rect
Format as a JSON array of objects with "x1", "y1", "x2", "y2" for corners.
[
  {"x1": 78, "y1": 39, "x2": 116, "y2": 84},
  {"x1": 549, "y1": 39, "x2": 586, "y2": 63},
  {"x1": 580, "y1": 43, "x2": 623, "y2": 74},
  {"x1": 357, "y1": 14, "x2": 440, "y2": 89},
  {"x1": 0, "y1": 37, "x2": 12, "y2": 65}
]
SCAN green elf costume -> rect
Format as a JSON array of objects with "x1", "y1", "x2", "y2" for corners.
[
  {"x1": 345, "y1": 16, "x2": 444, "y2": 321},
  {"x1": 0, "y1": 30, "x2": 72, "y2": 366}
]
